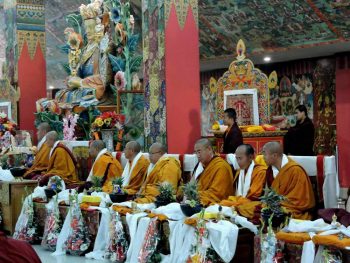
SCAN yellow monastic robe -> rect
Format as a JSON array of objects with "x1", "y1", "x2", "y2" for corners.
[
  {"x1": 197, "y1": 156, "x2": 234, "y2": 206},
  {"x1": 237, "y1": 158, "x2": 315, "y2": 220},
  {"x1": 23, "y1": 143, "x2": 51, "y2": 178},
  {"x1": 123, "y1": 155, "x2": 150, "y2": 195},
  {"x1": 45, "y1": 143, "x2": 79, "y2": 185},
  {"x1": 221, "y1": 164, "x2": 267, "y2": 207},
  {"x1": 134, "y1": 156, "x2": 181, "y2": 204},
  {"x1": 91, "y1": 153, "x2": 123, "y2": 193}
]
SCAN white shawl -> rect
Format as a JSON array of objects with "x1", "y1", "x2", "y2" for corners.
[
  {"x1": 236, "y1": 161, "x2": 255, "y2": 197},
  {"x1": 121, "y1": 152, "x2": 143, "y2": 187}
]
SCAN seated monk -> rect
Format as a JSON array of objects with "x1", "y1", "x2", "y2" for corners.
[
  {"x1": 221, "y1": 144, "x2": 266, "y2": 207},
  {"x1": 192, "y1": 139, "x2": 234, "y2": 206},
  {"x1": 23, "y1": 122, "x2": 51, "y2": 179},
  {"x1": 120, "y1": 141, "x2": 150, "y2": 195},
  {"x1": 134, "y1": 143, "x2": 181, "y2": 204},
  {"x1": 237, "y1": 142, "x2": 315, "y2": 220},
  {"x1": 38, "y1": 131, "x2": 79, "y2": 187},
  {"x1": 84, "y1": 140, "x2": 123, "y2": 193}
]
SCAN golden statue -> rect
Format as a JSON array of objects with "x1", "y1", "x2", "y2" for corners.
[{"x1": 55, "y1": 0, "x2": 115, "y2": 106}]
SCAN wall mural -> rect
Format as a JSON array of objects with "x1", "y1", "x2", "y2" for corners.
[
  {"x1": 198, "y1": 0, "x2": 350, "y2": 60},
  {"x1": 270, "y1": 74, "x2": 314, "y2": 127},
  {"x1": 200, "y1": 57, "x2": 337, "y2": 155}
]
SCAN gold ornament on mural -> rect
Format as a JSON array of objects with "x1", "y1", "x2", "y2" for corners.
[
  {"x1": 268, "y1": 71, "x2": 278, "y2": 89},
  {"x1": 17, "y1": 30, "x2": 46, "y2": 60},
  {"x1": 164, "y1": 0, "x2": 198, "y2": 29},
  {"x1": 236, "y1": 39, "x2": 246, "y2": 60},
  {"x1": 209, "y1": 77, "x2": 217, "y2": 94}
]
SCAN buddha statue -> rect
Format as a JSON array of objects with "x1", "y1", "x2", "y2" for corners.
[{"x1": 55, "y1": 0, "x2": 115, "y2": 106}]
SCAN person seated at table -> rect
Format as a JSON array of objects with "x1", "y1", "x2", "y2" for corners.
[
  {"x1": 283, "y1": 105, "x2": 315, "y2": 156},
  {"x1": 23, "y1": 122, "x2": 51, "y2": 179},
  {"x1": 134, "y1": 142, "x2": 181, "y2": 204},
  {"x1": 84, "y1": 140, "x2": 123, "y2": 193},
  {"x1": 121, "y1": 141, "x2": 150, "y2": 195},
  {"x1": 38, "y1": 131, "x2": 79, "y2": 187},
  {"x1": 221, "y1": 144, "x2": 266, "y2": 207},
  {"x1": 223, "y1": 108, "x2": 243, "y2": 154},
  {"x1": 237, "y1": 141, "x2": 315, "y2": 220},
  {"x1": 191, "y1": 138, "x2": 234, "y2": 206}
]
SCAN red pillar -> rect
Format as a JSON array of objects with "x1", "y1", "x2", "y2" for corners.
[
  {"x1": 18, "y1": 42, "x2": 46, "y2": 135},
  {"x1": 165, "y1": 4, "x2": 201, "y2": 154},
  {"x1": 336, "y1": 67, "x2": 350, "y2": 187}
]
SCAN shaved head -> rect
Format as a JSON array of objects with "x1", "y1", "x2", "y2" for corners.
[
  {"x1": 263, "y1": 142, "x2": 283, "y2": 155},
  {"x1": 90, "y1": 140, "x2": 106, "y2": 152},
  {"x1": 195, "y1": 138, "x2": 212, "y2": 149},
  {"x1": 126, "y1": 141, "x2": 141, "y2": 153},
  {"x1": 89, "y1": 140, "x2": 106, "y2": 158},
  {"x1": 235, "y1": 144, "x2": 254, "y2": 169},
  {"x1": 149, "y1": 142, "x2": 166, "y2": 164},
  {"x1": 46, "y1": 131, "x2": 58, "y2": 141},
  {"x1": 149, "y1": 142, "x2": 167, "y2": 154},
  {"x1": 38, "y1": 122, "x2": 51, "y2": 133},
  {"x1": 37, "y1": 122, "x2": 51, "y2": 141},
  {"x1": 46, "y1": 131, "x2": 58, "y2": 147},
  {"x1": 194, "y1": 138, "x2": 214, "y2": 166},
  {"x1": 262, "y1": 141, "x2": 283, "y2": 167}
]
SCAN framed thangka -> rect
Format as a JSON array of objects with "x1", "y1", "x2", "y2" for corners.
[
  {"x1": 0, "y1": 102, "x2": 12, "y2": 120},
  {"x1": 117, "y1": 91, "x2": 145, "y2": 149},
  {"x1": 224, "y1": 89, "x2": 259, "y2": 126}
]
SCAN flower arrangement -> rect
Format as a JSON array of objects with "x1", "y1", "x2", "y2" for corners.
[
  {"x1": 137, "y1": 217, "x2": 160, "y2": 262},
  {"x1": 41, "y1": 198, "x2": 61, "y2": 251},
  {"x1": 91, "y1": 111, "x2": 125, "y2": 132},
  {"x1": 64, "y1": 199, "x2": 91, "y2": 256},
  {"x1": 63, "y1": 113, "x2": 79, "y2": 141},
  {"x1": 48, "y1": 176, "x2": 64, "y2": 191},
  {"x1": 112, "y1": 177, "x2": 124, "y2": 193},
  {"x1": 189, "y1": 210, "x2": 211, "y2": 263},
  {"x1": 183, "y1": 181, "x2": 201, "y2": 208},
  {"x1": 0, "y1": 112, "x2": 16, "y2": 132},
  {"x1": 260, "y1": 187, "x2": 288, "y2": 228},
  {"x1": 89, "y1": 175, "x2": 103, "y2": 193},
  {"x1": 181, "y1": 181, "x2": 202, "y2": 217},
  {"x1": 155, "y1": 182, "x2": 176, "y2": 208},
  {"x1": 104, "y1": 211, "x2": 128, "y2": 262},
  {"x1": 13, "y1": 188, "x2": 38, "y2": 243}
]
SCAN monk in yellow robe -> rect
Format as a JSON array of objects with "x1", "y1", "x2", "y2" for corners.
[
  {"x1": 134, "y1": 143, "x2": 181, "y2": 204},
  {"x1": 192, "y1": 139, "x2": 233, "y2": 206},
  {"x1": 38, "y1": 131, "x2": 79, "y2": 187},
  {"x1": 121, "y1": 141, "x2": 149, "y2": 195},
  {"x1": 221, "y1": 144, "x2": 266, "y2": 207},
  {"x1": 237, "y1": 141, "x2": 315, "y2": 220},
  {"x1": 24, "y1": 122, "x2": 51, "y2": 179},
  {"x1": 86, "y1": 140, "x2": 123, "y2": 193}
]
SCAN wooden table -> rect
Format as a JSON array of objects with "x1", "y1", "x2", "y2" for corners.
[{"x1": 0, "y1": 180, "x2": 38, "y2": 234}]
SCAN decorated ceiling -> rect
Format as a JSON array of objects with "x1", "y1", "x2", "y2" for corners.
[{"x1": 199, "y1": 0, "x2": 350, "y2": 59}]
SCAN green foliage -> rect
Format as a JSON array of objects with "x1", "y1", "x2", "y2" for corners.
[
  {"x1": 65, "y1": 13, "x2": 83, "y2": 35},
  {"x1": 34, "y1": 112, "x2": 63, "y2": 139},
  {"x1": 109, "y1": 54, "x2": 126, "y2": 72},
  {"x1": 183, "y1": 181, "x2": 200, "y2": 206},
  {"x1": 112, "y1": 177, "x2": 124, "y2": 186},
  {"x1": 260, "y1": 186, "x2": 286, "y2": 214},
  {"x1": 89, "y1": 175, "x2": 103, "y2": 192},
  {"x1": 157, "y1": 182, "x2": 176, "y2": 203}
]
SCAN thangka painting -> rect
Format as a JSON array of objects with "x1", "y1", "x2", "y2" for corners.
[
  {"x1": 200, "y1": 78, "x2": 217, "y2": 136},
  {"x1": 215, "y1": 39, "x2": 269, "y2": 125},
  {"x1": 224, "y1": 89, "x2": 259, "y2": 126},
  {"x1": 269, "y1": 73, "x2": 314, "y2": 127}
]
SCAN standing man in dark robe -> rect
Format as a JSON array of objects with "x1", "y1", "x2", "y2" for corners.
[
  {"x1": 284, "y1": 105, "x2": 315, "y2": 156},
  {"x1": 223, "y1": 108, "x2": 243, "y2": 154}
]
